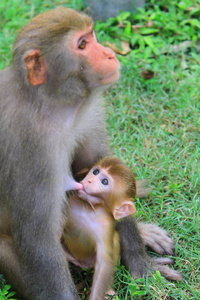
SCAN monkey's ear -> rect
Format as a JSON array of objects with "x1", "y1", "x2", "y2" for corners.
[
  {"x1": 25, "y1": 50, "x2": 46, "y2": 85},
  {"x1": 113, "y1": 200, "x2": 136, "y2": 220}
]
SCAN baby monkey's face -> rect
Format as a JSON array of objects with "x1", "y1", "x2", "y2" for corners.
[{"x1": 77, "y1": 165, "x2": 113, "y2": 205}]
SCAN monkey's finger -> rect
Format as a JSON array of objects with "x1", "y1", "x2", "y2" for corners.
[
  {"x1": 154, "y1": 264, "x2": 182, "y2": 282},
  {"x1": 147, "y1": 239, "x2": 175, "y2": 255},
  {"x1": 138, "y1": 223, "x2": 175, "y2": 255},
  {"x1": 152, "y1": 257, "x2": 175, "y2": 265}
]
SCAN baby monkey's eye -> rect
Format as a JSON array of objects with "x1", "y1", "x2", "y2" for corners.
[
  {"x1": 101, "y1": 178, "x2": 108, "y2": 185},
  {"x1": 93, "y1": 169, "x2": 99, "y2": 175}
]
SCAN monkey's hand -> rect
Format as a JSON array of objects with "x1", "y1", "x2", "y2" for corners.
[
  {"x1": 151, "y1": 257, "x2": 182, "y2": 281},
  {"x1": 117, "y1": 217, "x2": 181, "y2": 282},
  {"x1": 137, "y1": 223, "x2": 182, "y2": 281},
  {"x1": 138, "y1": 222, "x2": 175, "y2": 255}
]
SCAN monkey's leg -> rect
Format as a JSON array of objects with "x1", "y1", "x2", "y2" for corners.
[
  {"x1": 116, "y1": 217, "x2": 182, "y2": 281},
  {"x1": 105, "y1": 231, "x2": 120, "y2": 300},
  {"x1": 0, "y1": 236, "x2": 31, "y2": 300},
  {"x1": 89, "y1": 224, "x2": 115, "y2": 300},
  {"x1": 0, "y1": 233, "x2": 79, "y2": 300}
]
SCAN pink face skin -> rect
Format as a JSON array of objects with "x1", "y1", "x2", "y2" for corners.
[
  {"x1": 77, "y1": 166, "x2": 136, "y2": 220},
  {"x1": 77, "y1": 166, "x2": 113, "y2": 204},
  {"x1": 70, "y1": 26, "x2": 120, "y2": 86}
]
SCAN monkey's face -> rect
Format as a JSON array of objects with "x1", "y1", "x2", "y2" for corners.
[
  {"x1": 77, "y1": 166, "x2": 113, "y2": 204},
  {"x1": 78, "y1": 165, "x2": 136, "y2": 220},
  {"x1": 70, "y1": 26, "x2": 120, "y2": 87},
  {"x1": 22, "y1": 21, "x2": 119, "y2": 90}
]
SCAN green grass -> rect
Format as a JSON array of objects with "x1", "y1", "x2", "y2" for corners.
[{"x1": 0, "y1": 0, "x2": 199, "y2": 299}]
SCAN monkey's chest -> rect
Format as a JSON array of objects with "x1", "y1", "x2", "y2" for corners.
[
  {"x1": 63, "y1": 201, "x2": 97, "y2": 260},
  {"x1": 63, "y1": 224, "x2": 96, "y2": 261}
]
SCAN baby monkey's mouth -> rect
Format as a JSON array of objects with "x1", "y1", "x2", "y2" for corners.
[{"x1": 77, "y1": 189, "x2": 102, "y2": 206}]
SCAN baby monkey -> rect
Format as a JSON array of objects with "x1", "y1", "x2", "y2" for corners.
[{"x1": 62, "y1": 156, "x2": 136, "y2": 300}]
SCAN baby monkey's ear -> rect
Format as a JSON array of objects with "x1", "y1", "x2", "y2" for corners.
[{"x1": 113, "y1": 200, "x2": 136, "y2": 220}]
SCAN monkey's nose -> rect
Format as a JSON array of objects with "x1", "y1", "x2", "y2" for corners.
[
  {"x1": 88, "y1": 177, "x2": 95, "y2": 184},
  {"x1": 103, "y1": 47, "x2": 116, "y2": 59}
]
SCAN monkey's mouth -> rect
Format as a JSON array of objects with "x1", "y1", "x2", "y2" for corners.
[
  {"x1": 77, "y1": 189, "x2": 101, "y2": 205},
  {"x1": 100, "y1": 69, "x2": 120, "y2": 85},
  {"x1": 77, "y1": 189, "x2": 87, "y2": 198}
]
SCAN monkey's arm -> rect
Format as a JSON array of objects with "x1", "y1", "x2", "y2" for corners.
[
  {"x1": 10, "y1": 189, "x2": 79, "y2": 300},
  {"x1": 117, "y1": 217, "x2": 150, "y2": 278},
  {"x1": 5, "y1": 142, "x2": 79, "y2": 300},
  {"x1": 116, "y1": 217, "x2": 182, "y2": 281}
]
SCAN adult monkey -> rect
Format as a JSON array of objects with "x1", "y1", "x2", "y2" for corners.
[{"x1": 0, "y1": 8, "x2": 179, "y2": 300}]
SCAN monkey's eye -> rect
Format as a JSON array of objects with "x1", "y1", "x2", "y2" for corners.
[
  {"x1": 93, "y1": 169, "x2": 99, "y2": 175},
  {"x1": 79, "y1": 40, "x2": 86, "y2": 50},
  {"x1": 101, "y1": 178, "x2": 108, "y2": 185}
]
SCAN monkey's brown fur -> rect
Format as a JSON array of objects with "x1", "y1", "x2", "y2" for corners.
[{"x1": 62, "y1": 156, "x2": 137, "y2": 300}]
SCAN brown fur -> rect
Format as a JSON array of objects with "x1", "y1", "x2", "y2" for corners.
[{"x1": 63, "y1": 156, "x2": 135, "y2": 300}]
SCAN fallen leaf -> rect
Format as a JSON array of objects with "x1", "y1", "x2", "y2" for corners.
[
  {"x1": 164, "y1": 186, "x2": 169, "y2": 192},
  {"x1": 181, "y1": 59, "x2": 188, "y2": 70},
  {"x1": 140, "y1": 69, "x2": 154, "y2": 80},
  {"x1": 105, "y1": 41, "x2": 131, "y2": 55},
  {"x1": 167, "y1": 127, "x2": 174, "y2": 134},
  {"x1": 161, "y1": 41, "x2": 193, "y2": 54},
  {"x1": 195, "y1": 39, "x2": 200, "y2": 53}
]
